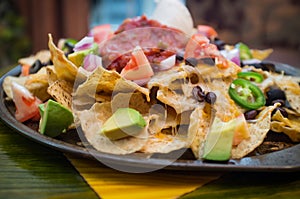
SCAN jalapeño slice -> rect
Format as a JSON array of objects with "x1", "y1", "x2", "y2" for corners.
[
  {"x1": 235, "y1": 42, "x2": 253, "y2": 60},
  {"x1": 237, "y1": 71, "x2": 264, "y2": 83},
  {"x1": 229, "y1": 78, "x2": 266, "y2": 110}
]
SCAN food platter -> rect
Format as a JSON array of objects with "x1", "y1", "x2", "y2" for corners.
[{"x1": 1, "y1": 62, "x2": 299, "y2": 172}]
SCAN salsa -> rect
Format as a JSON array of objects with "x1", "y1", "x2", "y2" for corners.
[{"x1": 100, "y1": 15, "x2": 187, "y2": 72}]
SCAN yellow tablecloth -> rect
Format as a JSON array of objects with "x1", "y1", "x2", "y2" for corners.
[{"x1": 67, "y1": 155, "x2": 221, "y2": 199}]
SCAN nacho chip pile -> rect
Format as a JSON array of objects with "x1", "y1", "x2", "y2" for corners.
[
  {"x1": 47, "y1": 32, "x2": 299, "y2": 159},
  {"x1": 2, "y1": 29, "x2": 300, "y2": 162}
]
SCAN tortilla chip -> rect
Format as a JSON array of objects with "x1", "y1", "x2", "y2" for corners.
[
  {"x1": 94, "y1": 93, "x2": 112, "y2": 103},
  {"x1": 48, "y1": 34, "x2": 78, "y2": 82},
  {"x1": 111, "y1": 92, "x2": 188, "y2": 154},
  {"x1": 156, "y1": 88, "x2": 201, "y2": 114},
  {"x1": 45, "y1": 65, "x2": 58, "y2": 85},
  {"x1": 3, "y1": 76, "x2": 28, "y2": 99},
  {"x1": 18, "y1": 56, "x2": 36, "y2": 66},
  {"x1": 73, "y1": 66, "x2": 150, "y2": 111},
  {"x1": 189, "y1": 61, "x2": 241, "y2": 79},
  {"x1": 148, "y1": 66, "x2": 202, "y2": 114},
  {"x1": 290, "y1": 76, "x2": 300, "y2": 83},
  {"x1": 47, "y1": 80, "x2": 73, "y2": 110},
  {"x1": 76, "y1": 102, "x2": 148, "y2": 155},
  {"x1": 271, "y1": 110, "x2": 300, "y2": 142},
  {"x1": 185, "y1": 76, "x2": 242, "y2": 122},
  {"x1": 25, "y1": 72, "x2": 50, "y2": 101},
  {"x1": 18, "y1": 50, "x2": 51, "y2": 66},
  {"x1": 147, "y1": 104, "x2": 178, "y2": 135},
  {"x1": 159, "y1": 64, "x2": 241, "y2": 117},
  {"x1": 140, "y1": 132, "x2": 188, "y2": 154},
  {"x1": 111, "y1": 92, "x2": 151, "y2": 115},
  {"x1": 141, "y1": 107, "x2": 190, "y2": 154},
  {"x1": 285, "y1": 108, "x2": 300, "y2": 117},
  {"x1": 251, "y1": 48, "x2": 273, "y2": 60},
  {"x1": 274, "y1": 75, "x2": 300, "y2": 114},
  {"x1": 216, "y1": 61, "x2": 241, "y2": 78},
  {"x1": 3, "y1": 67, "x2": 51, "y2": 101},
  {"x1": 177, "y1": 110, "x2": 193, "y2": 125},
  {"x1": 188, "y1": 105, "x2": 212, "y2": 159},
  {"x1": 207, "y1": 78, "x2": 243, "y2": 121},
  {"x1": 147, "y1": 66, "x2": 187, "y2": 89},
  {"x1": 231, "y1": 104, "x2": 279, "y2": 159}
]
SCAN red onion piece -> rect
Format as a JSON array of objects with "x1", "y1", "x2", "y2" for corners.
[
  {"x1": 220, "y1": 48, "x2": 240, "y2": 66},
  {"x1": 231, "y1": 55, "x2": 241, "y2": 66},
  {"x1": 74, "y1": 36, "x2": 94, "y2": 52},
  {"x1": 83, "y1": 54, "x2": 102, "y2": 72}
]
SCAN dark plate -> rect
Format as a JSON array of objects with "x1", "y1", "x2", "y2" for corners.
[{"x1": 0, "y1": 63, "x2": 300, "y2": 172}]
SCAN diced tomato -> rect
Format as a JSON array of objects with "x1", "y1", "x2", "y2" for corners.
[
  {"x1": 232, "y1": 114, "x2": 250, "y2": 146},
  {"x1": 90, "y1": 24, "x2": 114, "y2": 44},
  {"x1": 191, "y1": 33, "x2": 210, "y2": 46},
  {"x1": 184, "y1": 33, "x2": 212, "y2": 59},
  {"x1": 184, "y1": 34, "x2": 206, "y2": 59},
  {"x1": 21, "y1": 64, "x2": 31, "y2": 76},
  {"x1": 184, "y1": 33, "x2": 229, "y2": 69},
  {"x1": 11, "y1": 82, "x2": 42, "y2": 122},
  {"x1": 120, "y1": 46, "x2": 154, "y2": 80},
  {"x1": 197, "y1": 25, "x2": 218, "y2": 39},
  {"x1": 123, "y1": 54, "x2": 139, "y2": 70}
]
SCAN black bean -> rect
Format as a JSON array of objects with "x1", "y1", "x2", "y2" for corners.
[
  {"x1": 212, "y1": 38, "x2": 225, "y2": 50},
  {"x1": 205, "y1": 92, "x2": 217, "y2": 104},
  {"x1": 272, "y1": 107, "x2": 288, "y2": 118},
  {"x1": 198, "y1": 57, "x2": 215, "y2": 66},
  {"x1": 244, "y1": 110, "x2": 258, "y2": 120},
  {"x1": 29, "y1": 60, "x2": 43, "y2": 74},
  {"x1": 185, "y1": 57, "x2": 198, "y2": 67},
  {"x1": 64, "y1": 41, "x2": 75, "y2": 54},
  {"x1": 266, "y1": 88, "x2": 286, "y2": 105},
  {"x1": 192, "y1": 86, "x2": 205, "y2": 102},
  {"x1": 175, "y1": 51, "x2": 184, "y2": 62}
]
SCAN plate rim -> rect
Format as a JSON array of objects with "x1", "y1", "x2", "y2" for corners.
[{"x1": 0, "y1": 63, "x2": 299, "y2": 172}]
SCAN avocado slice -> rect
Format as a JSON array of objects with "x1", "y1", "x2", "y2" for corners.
[
  {"x1": 68, "y1": 43, "x2": 98, "y2": 67},
  {"x1": 100, "y1": 108, "x2": 146, "y2": 140},
  {"x1": 38, "y1": 103, "x2": 45, "y2": 116},
  {"x1": 202, "y1": 117, "x2": 236, "y2": 161},
  {"x1": 39, "y1": 99, "x2": 74, "y2": 137}
]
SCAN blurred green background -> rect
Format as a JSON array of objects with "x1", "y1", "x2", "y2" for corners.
[{"x1": 0, "y1": 0, "x2": 31, "y2": 74}]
